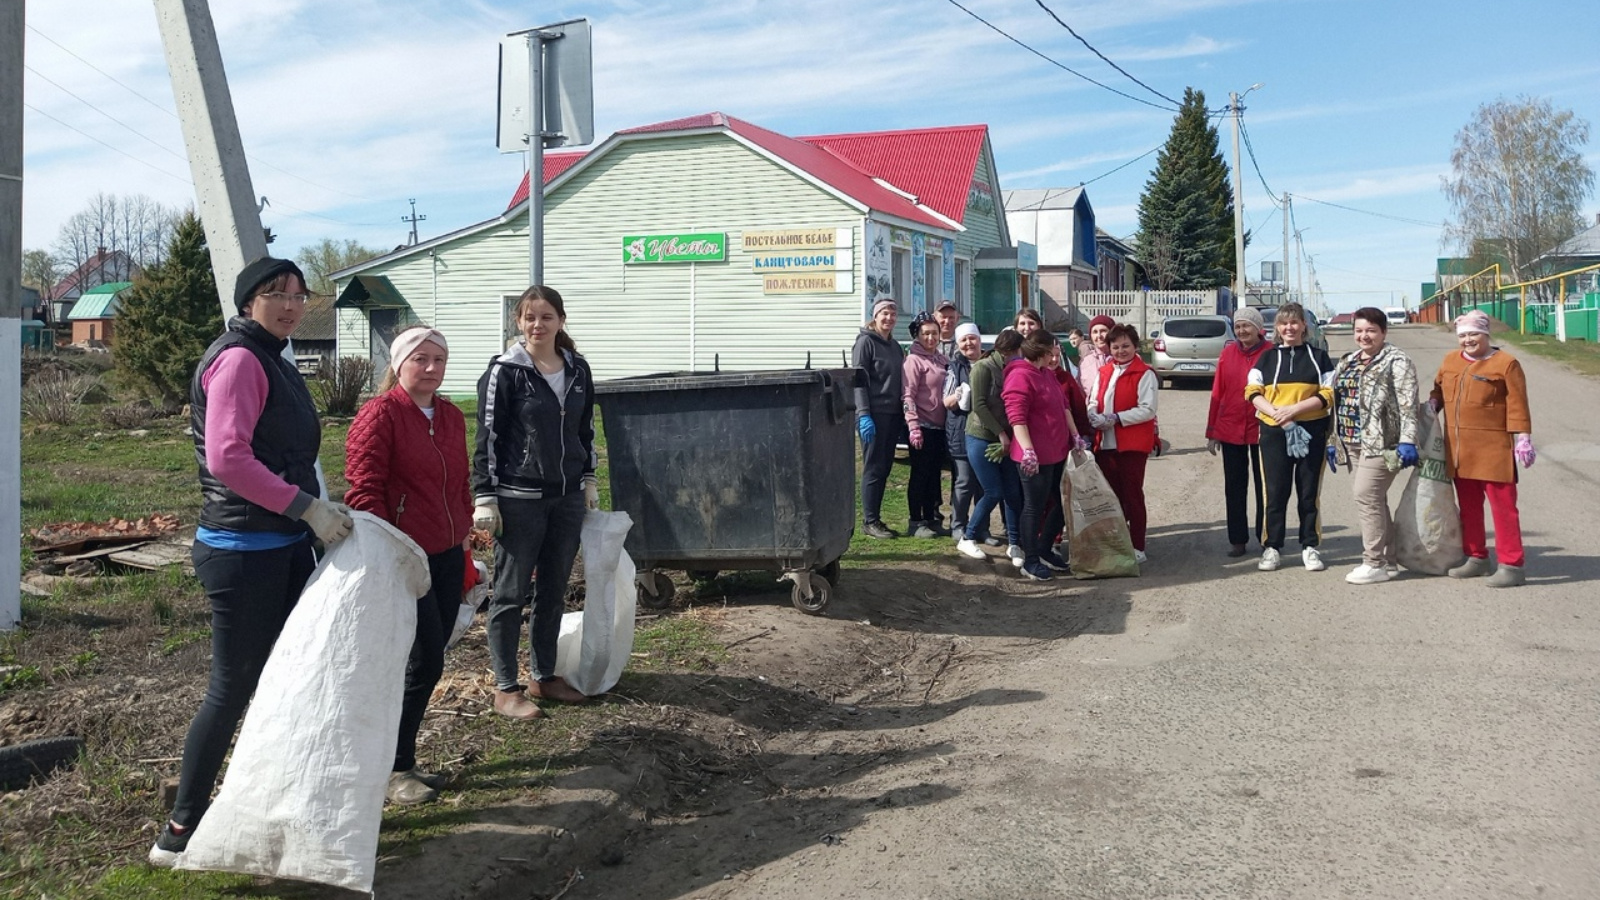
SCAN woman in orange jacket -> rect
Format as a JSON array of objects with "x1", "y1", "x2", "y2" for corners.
[{"x1": 1429, "y1": 310, "x2": 1535, "y2": 587}]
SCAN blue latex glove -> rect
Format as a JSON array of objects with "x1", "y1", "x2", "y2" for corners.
[
  {"x1": 1396, "y1": 442, "x2": 1419, "y2": 468},
  {"x1": 857, "y1": 414, "x2": 876, "y2": 445},
  {"x1": 1283, "y1": 422, "x2": 1310, "y2": 459},
  {"x1": 1325, "y1": 445, "x2": 1338, "y2": 473}
]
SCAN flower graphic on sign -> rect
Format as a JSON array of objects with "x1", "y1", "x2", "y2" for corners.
[{"x1": 625, "y1": 237, "x2": 649, "y2": 263}]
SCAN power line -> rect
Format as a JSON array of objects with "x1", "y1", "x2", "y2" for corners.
[
  {"x1": 24, "y1": 102, "x2": 193, "y2": 185},
  {"x1": 1079, "y1": 147, "x2": 1159, "y2": 187},
  {"x1": 1238, "y1": 119, "x2": 1282, "y2": 208},
  {"x1": 940, "y1": 0, "x2": 1179, "y2": 112},
  {"x1": 1296, "y1": 194, "x2": 1439, "y2": 229},
  {"x1": 1030, "y1": 0, "x2": 1181, "y2": 107},
  {"x1": 25, "y1": 65, "x2": 190, "y2": 163},
  {"x1": 27, "y1": 24, "x2": 377, "y2": 206}
]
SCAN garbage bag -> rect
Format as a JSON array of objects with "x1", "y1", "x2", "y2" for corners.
[
  {"x1": 555, "y1": 510, "x2": 637, "y2": 697},
  {"x1": 1395, "y1": 407, "x2": 1467, "y2": 575},
  {"x1": 179, "y1": 513, "x2": 428, "y2": 893},
  {"x1": 1064, "y1": 448, "x2": 1139, "y2": 579}
]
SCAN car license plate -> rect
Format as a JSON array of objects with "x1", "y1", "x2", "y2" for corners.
[{"x1": 1176, "y1": 363, "x2": 1211, "y2": 372}]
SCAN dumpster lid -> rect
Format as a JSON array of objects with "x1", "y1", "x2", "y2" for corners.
[{"x1": 594, "y1": 369, "x2": 849, "y2": 395}]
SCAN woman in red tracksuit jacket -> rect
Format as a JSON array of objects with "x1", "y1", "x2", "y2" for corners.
[
  {"x1": 1205, "y1": 307, "x2": 1272, "y2": 557},
  {"x1": 344, "y1": 326, "x2": 474, "y2": 806}
]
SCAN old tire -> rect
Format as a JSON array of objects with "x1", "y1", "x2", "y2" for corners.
[
  {"x1": 0, "y1": 736, "x2": 86, "y2": 791},
  {"x1": 790, "y1": 572, "x2": 832, "y2": 615},
  {"x1": 638, "y1": 571, "x2": 675, "y2": 609}
]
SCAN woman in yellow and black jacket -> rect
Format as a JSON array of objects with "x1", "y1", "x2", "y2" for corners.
[{"x1": 1244, "y1": 303, "x2": 1335, "y2": 573}]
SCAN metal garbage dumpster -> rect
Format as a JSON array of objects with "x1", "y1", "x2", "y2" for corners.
[{"x1": 595, "y1": 368, "x2": 857, "y2": 614}]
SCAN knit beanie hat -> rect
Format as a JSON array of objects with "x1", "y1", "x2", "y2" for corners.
[
  {"x1": 1087, "y1": 314, "x2": 1116, "y2": 331},
  {"x1": 234, "y1": 257, "x2": 307, "y2": 313},
  {"x1": 1233, "y1": 306, "x2": 1265, "y2": 329}
]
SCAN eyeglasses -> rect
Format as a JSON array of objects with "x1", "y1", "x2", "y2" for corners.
[{"x1": 260, "y1": 292, "x2": 310, "y2": 304}]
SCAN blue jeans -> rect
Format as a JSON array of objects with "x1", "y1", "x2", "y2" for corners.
[
  {"x1": 964, "y1": 434, "x2": 1022, "y2": 544},
  {"x1": 488, "y1": 493, "x2": 586, "y2": 690}
]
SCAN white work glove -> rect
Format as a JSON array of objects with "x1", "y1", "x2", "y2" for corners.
[
  {"x1": 473, "y1": 501, "x2": 502, "y2": 536},
  {"x1": 1206, "y1": 439, "x2": 1221, "y2": 456},
  {"x1": 301, "y1": 498, "x2": 353, "y2": 545},
  {"x1": 958, "y1": 383, "x2": 972, "y2": 412},
  {"x1": 585, "y1": 481, "x2": 599, "y2": 510}
]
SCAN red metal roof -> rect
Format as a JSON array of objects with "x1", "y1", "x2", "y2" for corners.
[
  {"x1": 503, "y1": 113, "x2": 983, "y2": 232},
  {"x1": 504, "y1": 151, "x2": 588, "y2": 211},
  {"x1": 802, "y1": 125, "x2": 988, "y2": 226}
]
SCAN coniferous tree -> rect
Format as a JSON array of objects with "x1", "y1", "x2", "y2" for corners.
[
  {"x1": 114, "y1": 212, "x2": 224, "y2": 409},
  {"x1": 1136, "y1": 87, "x2": 1237, "y2": 290}
]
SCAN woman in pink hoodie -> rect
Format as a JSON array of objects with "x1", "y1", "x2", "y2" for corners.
[
  {"x1": 902, "y1": 312, "x2": 951, "y2": 537},
  {"x1": 1004, "y1": 330, "x2": 1079, "y2": 580}
]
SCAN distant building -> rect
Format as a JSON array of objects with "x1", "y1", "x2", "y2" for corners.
[
  {"x1": 1003, "y1": 188, "x2": 1098, "y2": 328},
  {"x1": 65, "y1": 281, "x2": 132, "y2": 347},
  {"x1": 48, "y1": 249, "x2": 141, "y2": 324}
]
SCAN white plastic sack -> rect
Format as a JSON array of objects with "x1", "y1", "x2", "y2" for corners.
[
  {"x1": 1064, "y1": 448, "x2": 1140, "y2": 579},
  {"x1": 554, "y1": 510, "x2": 637, "y2": 697},
  {"x1": 179, "y1": 513, "x2": 429, "y2": 893},
  {"x1": 447, "y1": 559, "x2": 489, "y2": 651},
  {"x1": 1395, "y1": 407, "x2": 1467, "y2": 575}
]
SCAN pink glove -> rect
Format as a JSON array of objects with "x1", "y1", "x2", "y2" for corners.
[
  {"x1": 1514, "y1": 434, "x2": 1536, "y2": 468},
  {"x1": 909, "y1": 425, "x2": 924, "y2": 449},
  {"x1": 1075, "y1": 435, "x2": 1092, "y2": 451},
  {"x1": 1020, "y1": 447, "x2": 1040, "y2": 477}
]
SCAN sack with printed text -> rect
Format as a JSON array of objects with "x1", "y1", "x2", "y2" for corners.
[{"x1": 1064, "y1": 448, "x2": 1139, "y2": 579}]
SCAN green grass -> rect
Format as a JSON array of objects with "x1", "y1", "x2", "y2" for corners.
[{"x1": 1495, "y1": 327, "x2": 1600, "y2": 377}]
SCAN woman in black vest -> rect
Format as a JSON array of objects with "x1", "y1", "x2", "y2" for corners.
[{"x1": 149, "y1": 258, "x2": 353, "y2": 867}]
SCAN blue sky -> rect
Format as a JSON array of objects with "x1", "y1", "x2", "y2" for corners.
[{"x1": 20, "y1": 0, "x2": 1600, "y2": 312}]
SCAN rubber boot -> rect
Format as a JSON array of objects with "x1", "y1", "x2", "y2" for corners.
[
  {"x1": 1486, "y1": 564, "x2": 1525, "y2": 588},
  {"x1": 1447, "y1": 556, "x2": 1492, "y2": 579}
]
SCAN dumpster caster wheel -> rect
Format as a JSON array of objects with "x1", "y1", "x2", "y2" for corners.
[
  {"x1": 637, "y1": 571, "x2": 675, "y2": 609},
  {"x1": 787, "y1": 572, "x2": 832, "y2": 615},
  {"x1": 819, "y1": 559, "x2": 841, "y2": 586}
]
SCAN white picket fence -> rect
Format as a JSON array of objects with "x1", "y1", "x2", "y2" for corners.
[{"x1": 1069, "y1": 289, "x2": 1224, "y2": 336}]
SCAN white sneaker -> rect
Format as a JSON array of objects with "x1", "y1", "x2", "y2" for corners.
[
  {"x1": 1345, "y1": 563, "x2": 1391, "y2": 585},
  {"x1": 1385, "y1": 564, "x2": 1400, "y2": 578},
  {"x1": 956, "y1": 538, "x2": 986, "y2": 560},
  {"x1": 1134, "y1": 549, "x2": 1148, "y2": 564},
  {"x1": 1302, "y1": 547, "x2": 1326, "y2": 572},
  {"x1": 1006, "y1": 544, "x2": 1025, "y2": 568},
  {"x1": 1258, "y1": 548, "x2": 1281, "y2": 571}
]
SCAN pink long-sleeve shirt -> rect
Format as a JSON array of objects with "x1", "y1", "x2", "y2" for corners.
[
  {"x1": 200, "y1": 347, "x2": 312, "y2": 516},
  {"x1": 1002, "y1": 358, "x2": 1070, "y2": 466}
]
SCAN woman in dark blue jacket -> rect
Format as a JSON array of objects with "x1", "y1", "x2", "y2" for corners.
[
  {"x1": 473, "y1": 286, "x2": 598, "y2": 718},
  {"x1": 851, "y1": 299, "x2": 905, "y2": 539}
]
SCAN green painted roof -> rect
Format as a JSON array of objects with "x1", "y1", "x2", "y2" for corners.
[{"x1": 67, "y1": 282, "x2": 132, "y2": 320}]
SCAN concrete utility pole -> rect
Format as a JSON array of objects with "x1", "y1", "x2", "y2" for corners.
[
  {"x1": 2, "y1": 0, "x2": 23, "y2": 631},
  {"x1": 1229, "y1": 84, "x2": 1262, "y2": 308},
  {"x1": 527, "y1": 30, "x2": 546, "y2": 286},
  {"x1": 1282, "y1": 193, "x2": 1291, "y2": 305},
  {"x1": 153, "y1": 0, "x2": 267, "y2": 320}
]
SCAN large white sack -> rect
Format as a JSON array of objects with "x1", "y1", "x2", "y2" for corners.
[
  {"x1": 179, "y1": 513, "x2": 428, "y2": 893},
  {"x1": 555, "y1": 510, "x2": 636, "y2": 697},
  {"x1": 1395, "y1": 407, "x2": 1467, "y2": 576}
]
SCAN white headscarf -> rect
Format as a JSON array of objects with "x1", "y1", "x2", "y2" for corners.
[{"x1": 389, "y1": 326, "x2": 448, "y2": 374}]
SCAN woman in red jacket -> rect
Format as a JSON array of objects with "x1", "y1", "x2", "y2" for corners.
[
  {"x1": 344, "y1": 326, "x2": 475, "y2": 805},
  {"x1": 1206, "y1": 306, "x2": 1272, "y2": 557},
  {"x1": 1090, "y1": 324, "x2": 1159, "y2": 563}
]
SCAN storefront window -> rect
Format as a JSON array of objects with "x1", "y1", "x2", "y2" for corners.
[
  {"x1": 925, "y1": 255, "x2": 942, "y2": 311},
  {"x1": 892, "y1": 249, "x2": 911, "y2": 312}
]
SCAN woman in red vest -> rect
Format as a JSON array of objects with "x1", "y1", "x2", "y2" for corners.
[{"x1": 1089, "y1": 324, "x2": 1159, "y2": 563}]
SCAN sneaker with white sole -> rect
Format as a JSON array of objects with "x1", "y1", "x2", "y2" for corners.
[
  {"x1": 1134, "y1": 549, "x2": 1148, "y2": 564},
  {"x1": 1302, "y1": 547, "x2": 1326, "y2": 572},
  {"x1": 1020, "y1": 561, "x2": 1053, "y2": 581},
  {"x1": 1345, "y1": 563, "x2": 1390, "y2": 585},
  {"x1": 956, "y1": 538, "x2": 986, "y2": 560},
  {"x1": 1385, "y1": 564, "x2": 1400, "y2": 578},
  {"x1": 1258, "y1": 547, "x2": 1281, "y2": 571},
  {"x1": 148, "y1": 822, "x2": 191, "y2": 868},
  {"x1": 1006, "y1": 544, "x2": 1025, "y2": 568}
]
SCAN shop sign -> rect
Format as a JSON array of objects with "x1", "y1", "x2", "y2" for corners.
[
  {"x1": 966, "y1": 179, "x2": 996, "y2": 217},
  {"x1": 742, "y1": 228, "x2": 845, "y2": 251},
  {"x1": 890, "y1": 227, "x2": 913, "y2": 249},
  {"x1": 751, "y1": 252, "x2": 847, "y2": 272},
  {"x1": 763, "y1": 274, "x2": 837, "y2": 294},
  {"x1": 622, "y1": 232, "x2": 726, "y2": 264}
]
